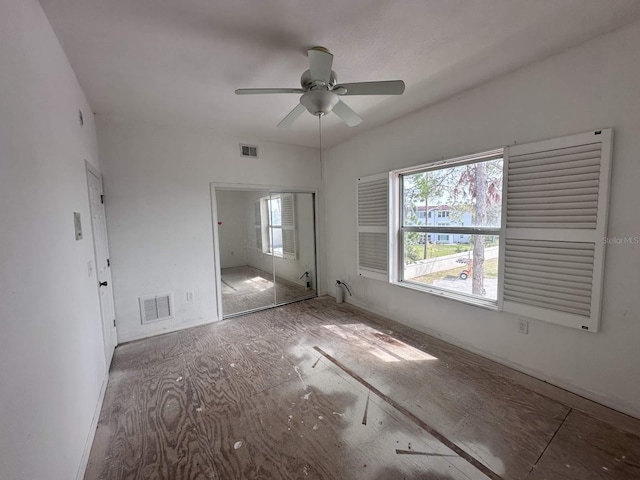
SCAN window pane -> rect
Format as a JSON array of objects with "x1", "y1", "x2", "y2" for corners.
[
  {"x1": 402, "y1": 158, "x2": 503, "y2": 228},
  {"x1": 271, "y1": 227, "x2": 283, "y2": 256},
  {"x1": 403, "y1": 232, "x2": 500, "y2": 300},
  {"x1": 269, "y1": 197, "x2": 282, "y2": 226}
]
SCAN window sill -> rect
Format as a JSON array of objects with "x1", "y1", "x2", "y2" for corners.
[
  {"x1": 261, "y1": 249, "x2": 295, "y2": 260},
  {"x1": 393, "y1": 280, "x2": 499, "y2": 311}
]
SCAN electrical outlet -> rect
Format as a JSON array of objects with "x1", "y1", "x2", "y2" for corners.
[
  {"x1": 186, "y1": 292, "x2": 193, "y2": 302},
  {"x1": 517, "y1": 318, "x2": 529, "y2": 334}
]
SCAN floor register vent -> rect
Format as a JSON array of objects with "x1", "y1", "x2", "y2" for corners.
[{"x1": 139, "y1": 292, "x2": 174, "y2": 324}]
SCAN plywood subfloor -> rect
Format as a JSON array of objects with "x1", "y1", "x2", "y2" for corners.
[
  {"x1": 85, "y1": 297, "x2": 640, "y2": 480},
  {"x1": 221, "y1": 265, "x2": 316, "y2": 315}
]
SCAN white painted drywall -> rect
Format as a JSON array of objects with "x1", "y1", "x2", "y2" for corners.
[
  {"x1": 323, "y1": 21, "x2": 640, "y2": 418},
  {"x1": 96, "y1": 115, "x2": 321, "y2": 342},
  {"x1": 216, "y1": 190, "x2": 251, "y2": 269},
  {"x1": 285, "y1": 193, "x2": 317, "y2": 290},
  {"x1": 0, "y1": 1, "x2": 109, "y2": 479}
]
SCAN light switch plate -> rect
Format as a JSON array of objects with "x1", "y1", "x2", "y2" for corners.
[{"x1": 74, "y1": 212, "x2": 83, "y2": 240}]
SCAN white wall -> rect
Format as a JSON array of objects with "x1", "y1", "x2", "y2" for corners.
[
  {"x1": 216, "y1": 190, "x2": 251, "y2": 269},
  {"x1": 288, "y1": 193, "x2": 317, "y2": 289},
  {"x1": 96, "y1": 115, "x2": 321, "y2": 342},
  {"x1": 324, "y1": 21, "x2": 640, "y2": 418},
  {"x1": 0, "y1": 1, "x2": 108, "y2": 479}
]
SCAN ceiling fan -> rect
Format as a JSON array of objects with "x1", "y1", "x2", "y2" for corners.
[{"x1": 235, "y1": 46, "x2": 405, "y2": 128}]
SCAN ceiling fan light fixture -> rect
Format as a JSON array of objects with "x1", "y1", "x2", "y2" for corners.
[
  {"x1": 300, "y1": 90, "x2": 339, "y2": 116},
  {"x1": 235, "y1": 46, "x2": 405, "y2": 127}
]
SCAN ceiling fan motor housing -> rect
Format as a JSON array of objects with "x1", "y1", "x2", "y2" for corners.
[{"x1": 300, "y1": 69, "x2": 337, "y2": 89}]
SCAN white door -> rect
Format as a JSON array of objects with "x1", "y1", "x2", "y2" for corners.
[{"x1": 87, "y1": 167, "x2": 117, "y2": 366}]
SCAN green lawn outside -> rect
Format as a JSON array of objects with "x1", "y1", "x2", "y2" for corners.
[
  {"x1": 410, "y1": 257, "x2": 499, "y2": 285},
  {"x1": 406, "y1": 243, "x2": 473, "y2": 261}
]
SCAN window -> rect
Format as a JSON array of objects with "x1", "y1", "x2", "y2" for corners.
[
  {"x1": 266, "y1": 196, "x2": 283, "y2": 255},
  {"x1": 257, "y1": 193, "x2": 296, "y2": 259},
  {"x1": 399, "y1": 152, "x2": 504, "y2": 304},
  {"x1": 357, "y1": 129, "x2": 612, "y2": 331}
]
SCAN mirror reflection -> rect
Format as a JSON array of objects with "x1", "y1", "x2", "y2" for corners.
[{"x1": 216, "y1": 189, "x2": 317, "y2": 316}]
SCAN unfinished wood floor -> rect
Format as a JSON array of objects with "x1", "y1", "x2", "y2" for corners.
[
  {"x1": 221, "y1": 266, "x2": 316, "y2": 315},
  {"x1": 85, "y1": 297, "x2": 640, "y2": 480}
]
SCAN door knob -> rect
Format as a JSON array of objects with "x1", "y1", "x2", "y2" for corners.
[{"x1": 99, "y1": 281, "x2": 108, "y2": 287}]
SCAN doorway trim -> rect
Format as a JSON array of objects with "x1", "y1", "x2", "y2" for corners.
[
  {"x1": 86, "y1": 160, "x2": 118, "y2": 366},
  {"x1": 210, "y1": 182, "x2": 321, "y2": 320}
]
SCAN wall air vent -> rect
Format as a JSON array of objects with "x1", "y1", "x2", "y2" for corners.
[
  {"x1": 139, "y1": 292, "x2": 174, "y2": 324},
  {"x1": 240, "y1": 144, "x2": 259, "y2": 158}
]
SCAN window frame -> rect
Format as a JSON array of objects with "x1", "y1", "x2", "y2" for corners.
[
  {"x1": 258, "y1": 193, "x2": 296, "y2": 260},
  {"x1": 260, "y1": 195, "x2": 284, "y2": 257},
  {"x1": 391, "y1": 148, "x2": 505, "y2": 308}
]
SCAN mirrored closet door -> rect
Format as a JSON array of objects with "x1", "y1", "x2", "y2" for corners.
[{"x1": 215, "y1": 188, "x2": 317, "y2": 317}]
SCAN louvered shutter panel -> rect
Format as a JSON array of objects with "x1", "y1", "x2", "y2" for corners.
[
  {"x1": 500, "y1": 129, "x2": 612, "y2": 331},
  {"x1": 254, "y1": 200, "x2": 262, "y2": 251},
  {"x1": 280, "y1": 193, "x2": 296, "y2": 260},
  {"x1": 357, "y1": 173, "x2": 389, "y2": 281}
]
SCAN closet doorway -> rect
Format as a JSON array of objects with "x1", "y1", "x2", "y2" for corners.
[{"x1": 213, "y1": 187, "x2": 317, "y2": 317}]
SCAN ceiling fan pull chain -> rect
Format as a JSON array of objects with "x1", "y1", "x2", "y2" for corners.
[{"x1": 319, "y1": 114, "x2": 323, "y2": 180}]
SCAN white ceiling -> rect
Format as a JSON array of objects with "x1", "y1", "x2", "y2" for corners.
[{"x1": 40, "y1": 0, "x2": 640, "y2": 149}]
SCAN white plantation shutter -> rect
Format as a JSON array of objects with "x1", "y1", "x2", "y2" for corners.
[
  {"x1": 500, "y1": 129, "x2": 612, "y2": 331},
  {"x1": 357, "y1": 173, "x2": 389, "y2": 281},
  {"x1": 280, "y1": 193, "x2": 296, "y2": 260}
]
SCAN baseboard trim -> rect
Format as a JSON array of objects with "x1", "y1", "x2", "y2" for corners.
[
  {"x1": 75, "y1": 369, "x2": 109, "y2": 480},
  {"x1": 343, "y1": 296, "x2": 640, "y2": 420},
  {"x1": 119, "y1": 317, "x2": 218, "y2": 344}
]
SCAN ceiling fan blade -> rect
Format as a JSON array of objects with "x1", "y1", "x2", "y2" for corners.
[
  {"x1": 335, "y1": 80, "x2": 405, "y2": 96},
  {"x1": 308, "y1": 47, "x2": 333, "y2": 84},
  {"x1": 332, "y1": 100, "x2": 362, "y2": 127},
  {"x1": 277, "y1": 103, "x2": 307, "y2": 128},
  {"x1": 235, "y1": 88, "x2": 305, "y2": 95}
]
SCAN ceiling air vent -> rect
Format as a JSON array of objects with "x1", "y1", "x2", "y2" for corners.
[
  {"x1": 240, "y1": 144, "x2": 258, "y2": 158},
  {"x1": 139, "y1": 292, "x2": 174, "y2": 324}
]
